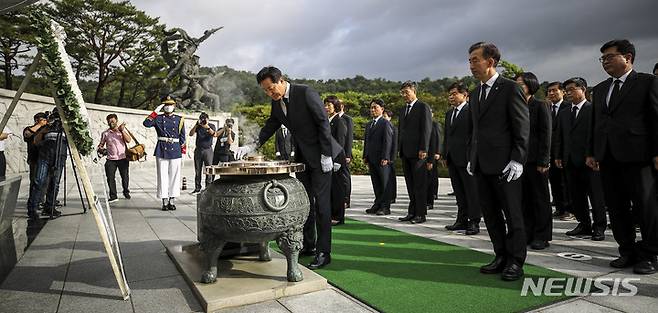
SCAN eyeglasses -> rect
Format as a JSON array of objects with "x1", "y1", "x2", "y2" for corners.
[{"x1": 598, "y1": 53, "x2": 622, "y2": 63}]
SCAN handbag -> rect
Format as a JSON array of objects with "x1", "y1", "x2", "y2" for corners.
[{"x1": 125, "y1": 127, "x2": 146, "y2": 162}]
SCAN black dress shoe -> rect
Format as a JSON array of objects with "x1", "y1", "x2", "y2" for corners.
[
  {"x1": 530, "y1": 240, "x2": 550, "y2": 250},
  {"x1": 308, "y1": 252, "x2": 331, "y2": 270},
  {"x1": 464, "y1": 222, "x2": 480, "y2": 235},
  {"x1": 300, "y1": 248, "x2": 316, "y2": 256},
  {"x1": 410, "y1": 216, "x2": 426, "y2": 224},
  {"x1": 162, "y1": 204, "x2": 168, "y2": 211},
  {"x1": 566, "y1": 223, "x2": 592, "y2": 236},
  {"x1": 399, "y1": 214, "x2": 414, "y2": 222},
  {"x1": 168, "y1": 204, "x2": 177, "y2": 211},
  {"x1": 591, "y1": 231, "x2": 605, "y2": 241},
  {"x1": 501, "y1": 264, "x2": 524, "y2": 281},
  {"x1": 427, "y1": 204, "x2": 434, "y2": 210},
  {"x1": 480, "y1": 257, "x2": 506, "y2": 274},
  {"x1": 445, "y1": 221, "x2": 467, "y2": 231},
  {"x1": 366, "y1": 206, "x2": 379, "y2": 214},
  {"x1": 633, "y1": 260, "x2": 657, "y2": 275},
  {"x1": 376, "y1": 208, "x2": 391, "y2": 216},
  {"x1": 610, "y1": 256, "x2": 634, "y2": 268}
]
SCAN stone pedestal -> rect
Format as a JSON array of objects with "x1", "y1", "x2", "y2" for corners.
[
  {"x1": 0, "y1": 175, "x2": 22, "y2": 284},
  {"x1": 166, "y1": 243, "x2": 328, "y2": 312}
]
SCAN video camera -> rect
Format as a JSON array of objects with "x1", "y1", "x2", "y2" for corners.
[
  {"x1": 225, "y1": 118, "x2": 234, "y2": 129},
  {"x1": 45, "y1": 109, "x2": 63, "y2": 132}
]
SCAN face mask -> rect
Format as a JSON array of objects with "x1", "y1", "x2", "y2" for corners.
[{"x1": 163, "y1": 105, "x2": 175, "y2": 113}]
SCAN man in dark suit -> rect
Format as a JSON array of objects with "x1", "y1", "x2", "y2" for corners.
[
  {"x1": 467, "y1": 42, "x2": 529, "y2": 281},
  {"x1": 515, "y1": 72, "x2": 552, "y2": 250},
  {"x1": 338, "y1": 101, "x2": 354, "y2": 208},
  {"x1": 546, "y1": 82, "x2": 573, "y2": 220},
  {"x1": 363, "y1": 99, "x2": 394, "y2": 215},
  {"x1": 384, "y1": 110, "x2": 398, "y2": 204},
  {"x1": 555, "y1": 77, "x2": 607, "y2": 241},
  {"x1": 274, "y1": 125, "x2": 294, "y2": 160},
  {"x1": 324, "y1": 96, "x2": 348, "y2": 225},
  {"x1": 442, "y1": 82, "x2": 480, "y2": 235},
  {"x1": 426, "y1": 118, "x2": 442, "y2": 210},
  {"x1": 249, "y1": 66, "x2": 340, "y2": 270},
  {"x1": 586, "y1": 39, "x2": 658, "y2": 274},
  {"x1": 397, "y1": 81, "x2": 432, "y2": 224}
]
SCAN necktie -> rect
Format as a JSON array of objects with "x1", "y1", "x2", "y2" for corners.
[
  {"x1": 608, "y1": 79, "x2": 621, "y2": 107},
  {"x1": 479, "y1": 84, "x2": 489, "y2": 105},
  {"x1": 371, "y1": 118, "x2": 377, "y2": 127},
  {"x1": 281, "y1": 98, "x2": 289, "y2": 116},
  {"x1": 552, "y1": 105, "x2": 558, "y2": 118},
  {"x1": 405, "y1": 104, "x2": 412, "y2": 116},
  {"x1": 451, "y1": 108, "x2": 459, "y2": 125},
  {"x1": 282, "y1": 128, "x2": 287, "y2": 138},
  {"x1": 571, "y1": 106, "x2": 578, "y2": 123}
]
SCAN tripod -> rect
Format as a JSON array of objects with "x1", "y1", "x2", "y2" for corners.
[{"x1": 47, "y1": 126, "x2": 88, "y2": 219}]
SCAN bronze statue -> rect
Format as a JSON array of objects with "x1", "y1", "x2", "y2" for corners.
[{"x1": 160, "y1": 27, "x2": 223, "y2": 111}]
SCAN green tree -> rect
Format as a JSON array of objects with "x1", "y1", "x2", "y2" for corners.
[
  {"x1": 0, "y1": 10, "x2": 34, "y2": 89},
  {"x1": 45, "y1": 0, "x2": 161, "y2": 104},
  {"x1": 498, "y1": 59, "x2": 524, "y2": 79}
]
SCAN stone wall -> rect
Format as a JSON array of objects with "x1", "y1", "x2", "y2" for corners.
[{"x1": 0, "y1": 88, "x2": 238, "y2": 174}]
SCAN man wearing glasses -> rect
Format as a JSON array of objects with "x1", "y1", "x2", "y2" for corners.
[{"x1": 586, "y1": 39, "x2": 658, "y2": 274}]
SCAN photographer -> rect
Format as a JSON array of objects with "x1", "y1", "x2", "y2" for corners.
[
  {"x1": 23, "y1": 112, "x2": 48, "y2": 200},
  {"x1": 212, "y1": 118, "x2": 235, "y2": 164},
  {"x1": 189, "y1": 112, "x2": 216, "y2": 194},
  {"x1": 98, "y1": 114, "x2": 132, "y2": 202},
  {"x1": 26, "y1": 109, "x2": 67, "y2": 219}
]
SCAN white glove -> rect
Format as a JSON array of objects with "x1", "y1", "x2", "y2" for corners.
[
  {"x1": 333, "y1": 162, "x2": 341, "y2": 172},
  {"x1": 154, "y1": 103, "x2": 165, "y2": 113},
  {"x1": 291, "y1": 151, "x2": 295, "y2": 157},
  {"x1": 234, "y1": 144, "x2": 256, "y2": 160},
  {"x1": 275, "y1": 152, "x2": 281, "y2": 156},
  {"x1": 467, "y1": 162, "x2": 473, "y2": 176},
  {"x1": 320, "y1": 154, "x2": 333, "y2": 173},
  {"x1": 502, "y1": 160, "x2": 523, "y2": 182}
]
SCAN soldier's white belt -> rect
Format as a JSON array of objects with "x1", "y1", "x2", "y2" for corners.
[{"x1": 158, "y1": 137, "x2": 180, "y2": 143}]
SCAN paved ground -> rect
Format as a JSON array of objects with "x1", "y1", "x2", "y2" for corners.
[{"x1": 1, "y1": 162, "x2": 657, "y2": 313}]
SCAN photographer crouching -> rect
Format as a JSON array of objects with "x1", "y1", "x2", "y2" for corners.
[
  {"x1": 97, "y1": 114, "x2": 132, "y2": 202},
  {"x1": 26, "y1": 108, "x2": 67, "y2": 219},
  {"x1": 189, "y1": 112, "x2": 216, "y2": 194},
  {"x1": 212, "y1": 118, "x2": 235, "y2": 164}
]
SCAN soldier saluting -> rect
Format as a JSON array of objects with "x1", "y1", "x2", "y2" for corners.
[{"x1": 144, "y1": 95, "x2": 186, "y2": 211}]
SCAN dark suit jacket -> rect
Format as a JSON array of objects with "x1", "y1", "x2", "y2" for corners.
[
  {"x1": 550, "y1": 100, "x2": 571, "y2": 159},
  {"x1": 442, "y1": 104, "x2": 472, "y2": 167},
  {"x1": 341, "y1": 113, "x2": 354, "y2": 159},
  {"x1": 363, "y1": 118, "x2": 393, "y2": 163},
  {"x1": 398, "y1": 100, "x2": 432, "y2": 159},
  {"x1": 527, "y1": 97, "x2": 552, "y2": 166},
  {"x1": 469, "y1": 75, "x2": 530, "y2": 175},
  {"x1": 390, "y1": 125, "x2": 398, "y2": 163},
  {"x1": 555, "y1": 101, "x2": 592, "y2": 168},
  {"x1": 588, "y1": 70, "x2": 658, "y2": 163},
  {"x1": 275, "y1": 127, "x2": 294, "y2": 159},
  {"x1": 330, "y1": 114, "x2": 347, "y2": 149},
  {"x1": 259, "y1": 83, "x2": 340, "y2": 168},
  {"x1": 428, "y1": 121, "x2": 442, "y2": 162}
]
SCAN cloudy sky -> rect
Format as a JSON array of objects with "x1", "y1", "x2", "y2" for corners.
[{"x1": 130, "y1": 0, "x2": 657, "y2": 83}]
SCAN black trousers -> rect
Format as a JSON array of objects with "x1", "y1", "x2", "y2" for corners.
[
  {"x1": 448, "y1": 162, "x2": 480, "y2": 223},
  {"x1": 194, "y1": 148, "x2": 213, "y2": 190},
  {"x1": 386, "y1": 161, "x2": 397, "y2": 202},
  {"x1": 331, "y1": 158, "x2": 347, "y2": 223},
  {"x1": 0, "y1": 151, "x2": 5, "y2": 178},
  {"x1": 522, "y1": 164, "x2": 552, "y2": 242},
  {"x1": 402, "y1": 156, "x2": 428, "y2": 217},
  {"x1": 104, "y1": 158, "x2": 129, "y2": 198},
  {"x1": 298, "y1": 165, "x2": 332, "y2": 254},
  {"x1": 548, "y1": 161, "x2": 571, "y2": 214},
  {"x1": 343, "y1": 162, "x2": 351, "y2": 205},
  {"x1": 475, "y1": 173, "x2": 526, "y2": 266},
  {"x1": 368, "y1": 160, "x2": 391, "y2": 210},
  {"x1": 565, "y1": 163, "x2": 607, "y2": 232},
  {"x1": 601, "y1": 156, "x2": 658, "y2": 260},
  {"x1": 427, "y1": 161, "x2": 439, "y2": 204}
]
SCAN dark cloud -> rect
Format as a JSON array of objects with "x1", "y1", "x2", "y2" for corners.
[{"x1": 130, "y1": 0, "x2": 658, "y2": 83}]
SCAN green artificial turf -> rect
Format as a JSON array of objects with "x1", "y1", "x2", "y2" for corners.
[{"x1": 290, "y1": 219, "x2": 571, "y2": 313}]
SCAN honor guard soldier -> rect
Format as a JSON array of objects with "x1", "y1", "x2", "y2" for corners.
[{"x1": 144, "y1": 95, "x2": 186, "y2": 211}]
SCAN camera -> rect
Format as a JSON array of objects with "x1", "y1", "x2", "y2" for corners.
[{"x1": 225, "y1": 118, "x2": 234, "y2": 129}]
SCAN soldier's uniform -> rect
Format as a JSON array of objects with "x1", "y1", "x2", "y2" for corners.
[{"x1": 143, "y1": 96, "x2": 186, "y2": 210}]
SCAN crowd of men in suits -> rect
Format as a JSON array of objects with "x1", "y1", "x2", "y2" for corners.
[{"x1": 248, "y1": 38, "x2": 657, "y2": 280}]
